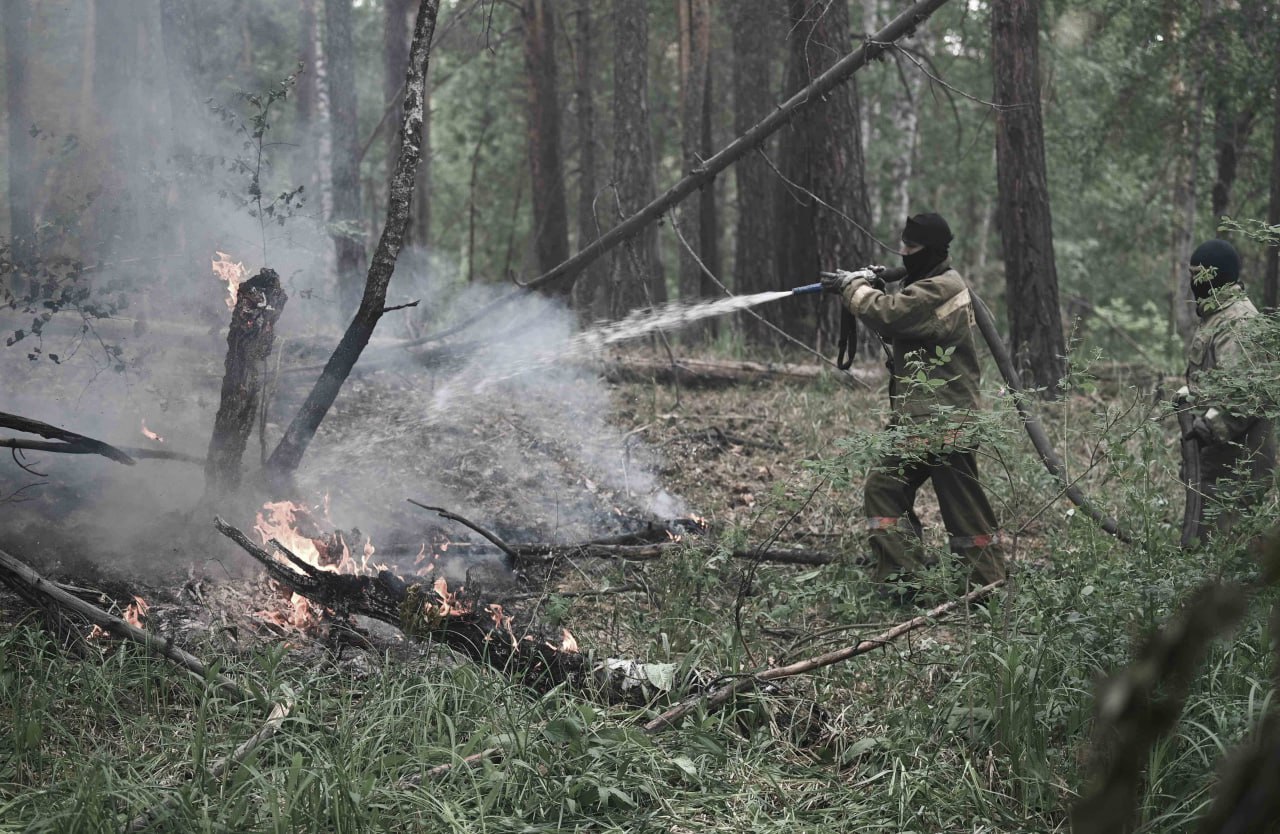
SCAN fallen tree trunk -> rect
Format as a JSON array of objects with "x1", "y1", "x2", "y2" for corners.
[
  {"x1": 0, "y1": 411, "x2": 135, "y2": 464},
  {"x1": 595, "y1": 356, "x2": 878, "y2": 389},
  {"x1": 205, "y1": 268, "x2": 288, "y2": 494}
]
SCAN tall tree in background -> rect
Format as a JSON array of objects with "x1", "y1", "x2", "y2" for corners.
[
  {"x1": 607, "y1": 0, "x2": 665, "y2": 317},
  {"x1": 992, "y1": 0, "x2": 1066, "y2": 393},
  {"x1": 571, "y1": 0, "x2": 606, "y2": 319},
  {"x1": 325, "y1": 0, "x2": 368, "y2": 314},
  {"x1": 728, "y1": 0, "x2": 781, "y2": 345},
  {"x1": 775, "y1": 0, "x2": 873, "y2": 345},
  {"x1": 522, "y1": 0, "x2": 571, "y2": 294},
  {"x1": 1168, "y1": 1, "x2": 1209, "y2": 342},
  {"x1": 4, "y1": 0, "x2": 35, "y2": 283},
  {"x1": 1266, "y1": 40, "x2": 1280, "y2": 311},
  {"x1": 675, "y1": 0, "x2": 719, "y2": 340}
]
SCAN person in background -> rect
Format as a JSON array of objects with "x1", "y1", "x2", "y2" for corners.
[
  {"x1": 1179, "y1": 239, "x2": 1276, "y2": 544},
  {"x1": 822, "y1": 213, "x2": 1006, "y2": 602}
]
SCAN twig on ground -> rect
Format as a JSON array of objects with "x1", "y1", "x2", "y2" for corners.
[
  {"x1": 643, "y1": 581, "x2": 1004, "y2": 733},
  {"x1": 407, "y1": 499, "x2": 518, "y2": 560}
]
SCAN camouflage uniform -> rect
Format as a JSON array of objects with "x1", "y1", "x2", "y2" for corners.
[
  {"x1": 1184, "y1": 284, "x2": 1276, "y2": 541},
  {"x1": 840, "y1": 262, "x2": 1006, "y2": 589}
]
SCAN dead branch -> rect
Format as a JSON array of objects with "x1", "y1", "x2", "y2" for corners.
[
  {"x1": 496, "y1": 583, "x2": 645, "y2": 603},
  {"x1": 265, "y1": 0, "x2": 441, "y2": 484},
  {"x1": 125, "y1": 699, "x2": 293, "y2": 832},
  {"x1": 0, "y1": 546, "x2": 253, "y2": 704},
  {"x1": 407, "y1": 499, "x2": 517, "y2": 560},
  {"x1": 0, "y1": 411, "x2": 135, "y2": 464},
  {"x1": 513, "y1": 541, "x2": 845, "y2": 567},
  {"x1": 0, "y1": 437, "x2": 204, "y2": 464},
  {"x1": 643, "y1": 581, "x2": 1004, "y2": 733},
  {"x1": 969, "y1": 292, "x2": 1130, "y2": 542}
]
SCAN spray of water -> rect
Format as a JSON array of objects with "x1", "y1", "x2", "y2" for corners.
[{"x1": 429, "y1": 291, "x2": 797, "y2": 417}]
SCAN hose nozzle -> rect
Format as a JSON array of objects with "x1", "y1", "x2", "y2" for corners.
[{"x1": 790, "y1": 282, "x2": 824, "y2": 295}]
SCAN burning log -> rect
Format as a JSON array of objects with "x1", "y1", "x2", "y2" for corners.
[
  {"x1": 205, "y1": 268, "x2": 288, "y2": 495},
  {"x1": 216, "y1": 517, "x2": 694, "y2": 704},
  {"x1": 0, "y1": 410, "x2": 135, "y2": 464}
]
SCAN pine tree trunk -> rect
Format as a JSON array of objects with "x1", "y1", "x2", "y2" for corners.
[
  {"x1": 728, "y1": 0, "x2": 782, "y2": 346},
  {"x1": 325, "y1": 0, "x2": 369, "y2": 316},
  {"x1": 4, "y1": 0, "x2": 35, "y2": 288},
  {"x1": 776, "y1": 0, "x2": 873, "y2": 347},
  {"x1": 675, "y1": 0, "x2": 719, "y2": 341},
  {"x1": 1266, "y1": 44, "x2": 1280, "y2": 312},
  {"x1": 384, "y1": 0, "x2": 413, "y2": 232},
  {"x1": 992, "y1": 0, "x2": 1066, "y2": 395},
  {"x1": 523, "y1": 0, "x2": 572, "y2": 295},
  {"x1": 571, "y1": 0, "x2": 606, "y2": 320},
  {"x1": 608, "y1": 0, "x2": 665, "y2": 317}
]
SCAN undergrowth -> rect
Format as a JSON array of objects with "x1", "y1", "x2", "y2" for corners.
[{"x1": 2, "y1": 356, "x2": 1278, "y2": 832}]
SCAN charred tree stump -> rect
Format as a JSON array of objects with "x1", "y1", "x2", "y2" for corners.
[{"x1": 205, "y1": 269, "x2": 287, "y2": 495}]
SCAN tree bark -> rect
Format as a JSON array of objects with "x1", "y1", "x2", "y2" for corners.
[
  {"x1": 728, "y1": 0, "x2": 782, "y2": 345},
  {"x1": 523, "y1": 0, "x2": 572, "y2": 295},
  {"x1": 3, "y1": 0, "x2": 35, "y2": 286},
  {"x1": 776, "y1": 0, "x2": 874, "y2": 346},
  {"x1": 992, "y1": 0, "x2": 1067, "y2": 395},
  {"x1": 1265, "y1": 35, "x2": 1280, "y2": 312},
  {"x1": 607, "y1": 0, "x2": 666, "y2": 317},
  {"x1": 325, "y1": 0, "x2": 369, "y2": 316},
  {"x1": 266, "y1": 0, "x2": 440, "y2": 485},
  {"x1": 383, "y1": 0, "x2": 414, "y2": 239},
  {"x1": 675, "y1": 0, "x2": 719, "y2": 341},
  {"x1": 570, "y1": 0, "x2": 607, "y2": 319},
  {"x1": 205, "y1": 269, "x2": 288, "y2": 495}
]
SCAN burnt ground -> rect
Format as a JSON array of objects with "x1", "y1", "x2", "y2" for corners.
[{"x1": 1, "y1": 335, "x2": 989, "y2": 672}]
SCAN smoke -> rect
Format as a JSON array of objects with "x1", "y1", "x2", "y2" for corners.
[{"x1": 1, "y1": 3, "x2": 686, "y2": 580}]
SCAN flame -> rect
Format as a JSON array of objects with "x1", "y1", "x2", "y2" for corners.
[
  {"x1": 123, "y1": 595, "x2": 150, "y2": 628},
  {"x1": 254, "y1": 499, "x2": 367, "y2": 630},
  {"x1": 211, "y1": 251, "x2": 247, "y2": 309},
  {"x1": 140, "y1": 420, "x2": 164, "y2": 443},
  {"x1": 666, "y1": 530, "x2": 682, "y2": 543},
  {"x1": 560, "y1": 628, "x2": 579, "y2": 653},
  {"x1": 486, "y1": 603, "x2": 518, "y2": 646}
]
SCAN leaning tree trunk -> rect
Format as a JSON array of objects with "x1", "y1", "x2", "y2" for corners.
[
  {"x1": 326, "y1": 0, "x2": 369, "y2": 316},
  {"x1": 992, "y1": 0, "x2": 1066, "y2": 395},
  {"x1": 4, "y1": 0, "x2": 35, "y2": 292},
  {"x1": 266, "y1": 0, "x2": 440, "y2": 485},
  {"x1": 727, "y1": 0, "x2": 782, "y2": 346},
  {"x1": 570, "y1": 0, "x2": 607, "y2": 319},
  {"x1": 523, "y1": 0, "x2": 572, "y2": 295},
  {"x1": 205, "y1": 270, "x2": 288, "y2": 495},
  {"x1": 607, "y1": 0, "x2": 666, "y2": 317},
  {"x1": 675, "y1": 0, "x2": 719, "y2": 342}
]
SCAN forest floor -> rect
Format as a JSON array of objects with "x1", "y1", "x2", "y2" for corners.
[{"x1": 0, "y1": 343, "x2": 1275, "y2": 833}]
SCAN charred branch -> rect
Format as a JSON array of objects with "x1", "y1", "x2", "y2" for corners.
[
  {"x1": 596, "y1": 356, "x2": 877, "y2": 389},
  {"x1": 0, "y1": 438, "x2": 204, "y2": 464},
  {"x1": 0, "y1": 546, "x2": 252, "y2": 704},
  {"x1": 0, "y1": 411, "x2": 135, "y2": 464}
]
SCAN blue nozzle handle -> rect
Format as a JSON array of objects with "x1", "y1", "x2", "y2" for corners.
[{"x1": 791, "y1": 282, "x2": 824, "y2": 295}]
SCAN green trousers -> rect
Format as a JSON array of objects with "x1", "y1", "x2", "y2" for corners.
[
  {"x1": 864, "y1": 449, "x2": 1006, "y2": 587},
  {"x1": 1191, "y1": 418, "x2": 1276, "y2": 542}
]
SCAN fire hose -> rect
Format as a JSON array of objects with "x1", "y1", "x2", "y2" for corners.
[{"x1": 791, "y1": 274, "x2": 1131, "y2": 543}]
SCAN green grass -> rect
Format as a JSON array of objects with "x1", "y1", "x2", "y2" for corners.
[{"x1": 2, "y1": 368, "x2": 1277, "y2": 832}]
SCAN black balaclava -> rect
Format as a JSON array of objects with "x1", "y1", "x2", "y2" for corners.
[
  {"x1": 1189, "y1": 239, "x2": 1241, "y2": 299},
  {"x1": 901, "y1": 212, "x2": 953, "y2": 285}
]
